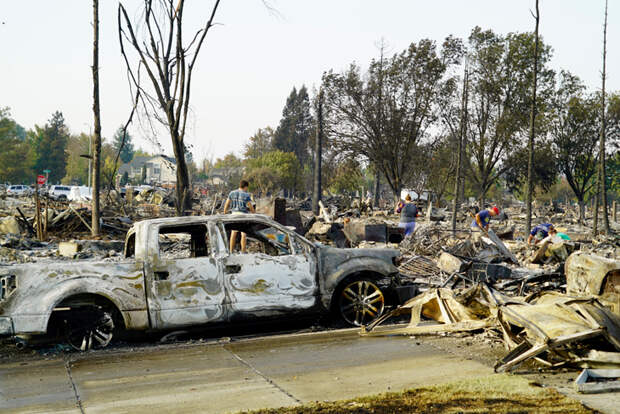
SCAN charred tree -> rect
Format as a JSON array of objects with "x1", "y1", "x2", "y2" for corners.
[
  {"x1": 312, "y1": 90, "x2": 323, "y2": 215},
  {"x1": 91, "y1": 0, "x2": 102, "y2": 236},
  {"x1": 118, "y1": 0, "x2": 221, "y2": 215},
  {"x1": 452, "y1": 64, "x2": 468, "y2": 233},
  {"x1": 525, "y1": 0, "x2": 540, "y2": 237},
  {"x1": 594, "y1": 0, "x2": 611, "y2": 235}
]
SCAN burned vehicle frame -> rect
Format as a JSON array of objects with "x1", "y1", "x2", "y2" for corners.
[{"x1": 0, "y1": 214, "x2": 415, "y2": 350}]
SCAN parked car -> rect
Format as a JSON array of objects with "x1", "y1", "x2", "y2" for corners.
[
  {"x1": 0, "y1": 214, "x2": 415, "y2": 350},
  {"x1": 68, "y1": 186, "x2": 92, "y2": 202},
  {"x1": 48, "y1": 185, "x2": 72, "y2": 200},
  {"x1": 6, "y1": 185, "x2": 32, "y2": 197}
]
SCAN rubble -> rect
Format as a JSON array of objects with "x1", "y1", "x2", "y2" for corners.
[
  {"x1": 362, "y1": 282, "x2": 620, "y2": 373},
  {"x1": 58, "y1": 241, "x2": 81, "y2": 257}
]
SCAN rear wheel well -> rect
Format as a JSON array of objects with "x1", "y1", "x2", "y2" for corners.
[{"x1": 48, "y1": 293, "x2": 125, "y2": 332}]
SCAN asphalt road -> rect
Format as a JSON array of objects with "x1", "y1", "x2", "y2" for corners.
[{"x1": 0, "y1": 328, "x2": 494, "y2": 414}]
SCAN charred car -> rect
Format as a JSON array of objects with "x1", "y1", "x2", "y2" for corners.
[{"x1": 0, "y1": 214, "x2": 415, "y2": 350}]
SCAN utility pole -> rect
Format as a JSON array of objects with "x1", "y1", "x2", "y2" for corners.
[
  {"x1": 594, "y1": 0, "x2": 611, "y2": 235},
  {"x1": 312, "y1": 90, "x2": 324, "y2": 215},
  {"x1": 452, "y1": 61, "x2": 468, "y2": 233},
  {"x1": 91, "y1": 0, "x2": 102, "y2": 236},
  {"x1": 525, "y1": 0, "x2": 540, "y2": 238}
]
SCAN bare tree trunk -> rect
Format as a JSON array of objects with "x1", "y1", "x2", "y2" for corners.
[
  {"x1": 600, "y1": 0, "x2": 611, "y2": 234},
  {"x1": 373, "y1": 170, "x2": 380, "y2": 207},
  {"x1": 578, "y1": 198, "x2": 585, "y2": 225},
  {"x1": 593, "y1": 174, "x2": 600, "y2": 234},
  {"x1": 312, "y1": 90, "x2": 323, "y2": 215},
  {"x1": 91, "y1": 0, "x2": 101, "y2": 236},
  {"x1": 525, "y1": 0, "x2": 539, "y2": 238},
  {"x1": 171, "y1": 130, "x2": 191, "y2": 215},
  {"x1": 452, "y1": 63, "x2": 468, "y2": 233}
]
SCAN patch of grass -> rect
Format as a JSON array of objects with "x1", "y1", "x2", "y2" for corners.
[{"x1": 242, "y1": 374, "x2": 593, "y2": 414}]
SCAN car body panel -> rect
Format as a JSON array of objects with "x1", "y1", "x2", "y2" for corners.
[{"x1": 0, "y1": 261, "x2": 147, "y2": 334}]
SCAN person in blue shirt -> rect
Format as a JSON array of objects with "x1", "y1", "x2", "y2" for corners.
[
  {"x1": 527, "y1": 223, "x2": 556, "y2": 245},
  {"x1": 223, "y1": 180, "x2": 255, "y2": 253},
  {"x1": 471, "y1": 206, "x2": 499, "y2": 233}
]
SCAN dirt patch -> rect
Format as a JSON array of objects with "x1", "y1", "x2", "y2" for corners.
[{"x1": 242, "y1": 374, "x2": 593, "y2": 414}]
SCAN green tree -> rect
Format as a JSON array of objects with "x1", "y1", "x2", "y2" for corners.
[
  {"x1": 32, "y1": 111, "x2": 69, "y2": 183},
  {"x1": 605, "y1": 93, "x2": 620, "y2": 201},
  {"x1": 214, "y1": 152, "x2": 243, "y2": 169},
  {"x1": 0, "y1": 108, "x2": 33, "y2": 183},
  {"x1": 120, "y1": 171, "x2": 130, "y2": 186},
  {"x1": 327, "y1": 158, "x2": 364, "y2": 194},
  {"x1": 246, "y1": 151, "x2": 300, "y2": 193},
  {"x1": 504, "y1": 141, "x2": 558, "y2": 196},
  {"x1": 272, "y1": 86, "x2": 314, "y2": 189},
  {"x1": 112, "y1": 126, "x2": 135, "y2": 164},
  {"x1": 244, "y1": 127, "x2": 274, "y2": 159},
  {"x1": 464, "y1": 27, "x2": 554, "y2": 205},
  {"x1": 214, "y1": 152, "x2": 244, "y2": 190},
  {"x1": 63, "y1": 133, "x2": 91, "y2": 185},
  {"x1": 133, "y1": 148, "x2": 154, "y2": 158},
  {"x1": 550, "y1": 71, "x2": 599, "y2": 222},
  {"x1": 322, "y1": 37, "x2": 463, "y2": 199}
]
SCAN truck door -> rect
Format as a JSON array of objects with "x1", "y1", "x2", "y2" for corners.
[
  {"x1": 145, "y1": 223, "x2": 226, "y2": 329},
  {"x1": 220, "y1": 219, "x2": 318, "y2": 316}
]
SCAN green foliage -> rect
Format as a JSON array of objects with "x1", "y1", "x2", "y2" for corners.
[
  {"x1": 425, "y1": 137, "x2": 457, "y2": 203},
  {"x1": 464, "y1": 27, "x2": 555, "y2": 203},
  {"x1": 607, "y1": 151, "x2": 620, "y2": 200},
  {"x1": 112, "y1": 126, "x2": 135, "y2": 164},
  {"x1": 550, "y1": 71, "x2": 599, "y2": 204},
  {"x1": 133, "y1": 148, "x2": 154, "y2": 158},
  {"x1": 504, "y1": 141, "x2": 558, "y2": 196},
  {"x1": 322, "y1": 37, "x2": 462, "y2": 197},
  {"x1": 120, "y1": 171, "x2": 130, "y2": 186},
  {"x1": 214, "y1": 152, "x2": 243, "y2": 169},
  {"x1": 327, "y1": 159, "x2": 365, "y2": 194},
  {"x1": 32, "y1": 111, "x2": 69, "y2": 183},
  {"x1": 213, "y1": 152, "x2": 244, "y2": 190},
  {"x1": 244, "y1": 127, "x2": 274, "y2": 159},
  {"x1": 246, "y1": 151, "x2": 300, "y2": 193},
  {"x1": 63, "y1": 133, "x2": 91, "y2": 185},
  {"x1": 272, "y1": 86, "x2": 314, "y2": 184},
  {"x1": 0, "y1": 108, "x2": 34, "y2": 183}
]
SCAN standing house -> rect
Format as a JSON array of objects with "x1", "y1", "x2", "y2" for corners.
[{"x1": 118, "y1": 155, "x2": 177, "y2": 185}]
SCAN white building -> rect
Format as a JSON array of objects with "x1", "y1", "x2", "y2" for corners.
[{"x1": 118, "y1": 155, "x2": 177, "y2": 185}]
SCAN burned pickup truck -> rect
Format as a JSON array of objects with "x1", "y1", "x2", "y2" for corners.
[{"x1": 0, "y1": 214, "x2": 415, "y2": 350}]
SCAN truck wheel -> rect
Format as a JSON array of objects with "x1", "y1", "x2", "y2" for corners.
[
  {"x1": 337, "y1": 278, "x2": 386, "y2": 327},
  {"x1": 63, "y1": 306, "x2": 115, "y2": 351}
]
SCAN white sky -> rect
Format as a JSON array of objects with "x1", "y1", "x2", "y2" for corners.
[{"x1": 1, "y1": 1, "x2": 617, "y2": 162}]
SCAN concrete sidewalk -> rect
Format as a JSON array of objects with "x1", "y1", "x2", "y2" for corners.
[{"x1": 0, "y1": 329, "x2": 492, "y2": 414}]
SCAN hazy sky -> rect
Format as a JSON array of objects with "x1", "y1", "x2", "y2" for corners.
[{"x1": 1, "y1": 1, "x2": 617, "y2": 162}]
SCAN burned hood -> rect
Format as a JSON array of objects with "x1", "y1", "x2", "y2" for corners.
[
  {"x1": 317, "y1": 246, "x2": 400, "y2": 280},
  {"x1": 318, "y1": 246, "x2": 400, "y2": 261}
]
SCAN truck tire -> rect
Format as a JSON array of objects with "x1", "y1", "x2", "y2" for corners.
[
  {"x1": 62, "y1": 306, "x2": 116, "y2": 351},
  {"x1": 335, "y1": 277, "x2": 386, "y2": 327}
]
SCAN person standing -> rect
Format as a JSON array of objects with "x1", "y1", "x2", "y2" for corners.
[
  {"x1": 396, "y1": 194, "x2": 419, "y2": 237},
  {"x1": 223, "y1": 179, "x2": 255, "y2": 253}
]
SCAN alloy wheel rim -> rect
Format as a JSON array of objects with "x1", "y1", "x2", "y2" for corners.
[{"x1": 339, "y1": 280, "x2": 385, "y2": 326}]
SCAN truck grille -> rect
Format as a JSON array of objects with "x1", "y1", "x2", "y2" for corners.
[{"x1": 0, "y1": 275, "x2": 16, "y2": 300}]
